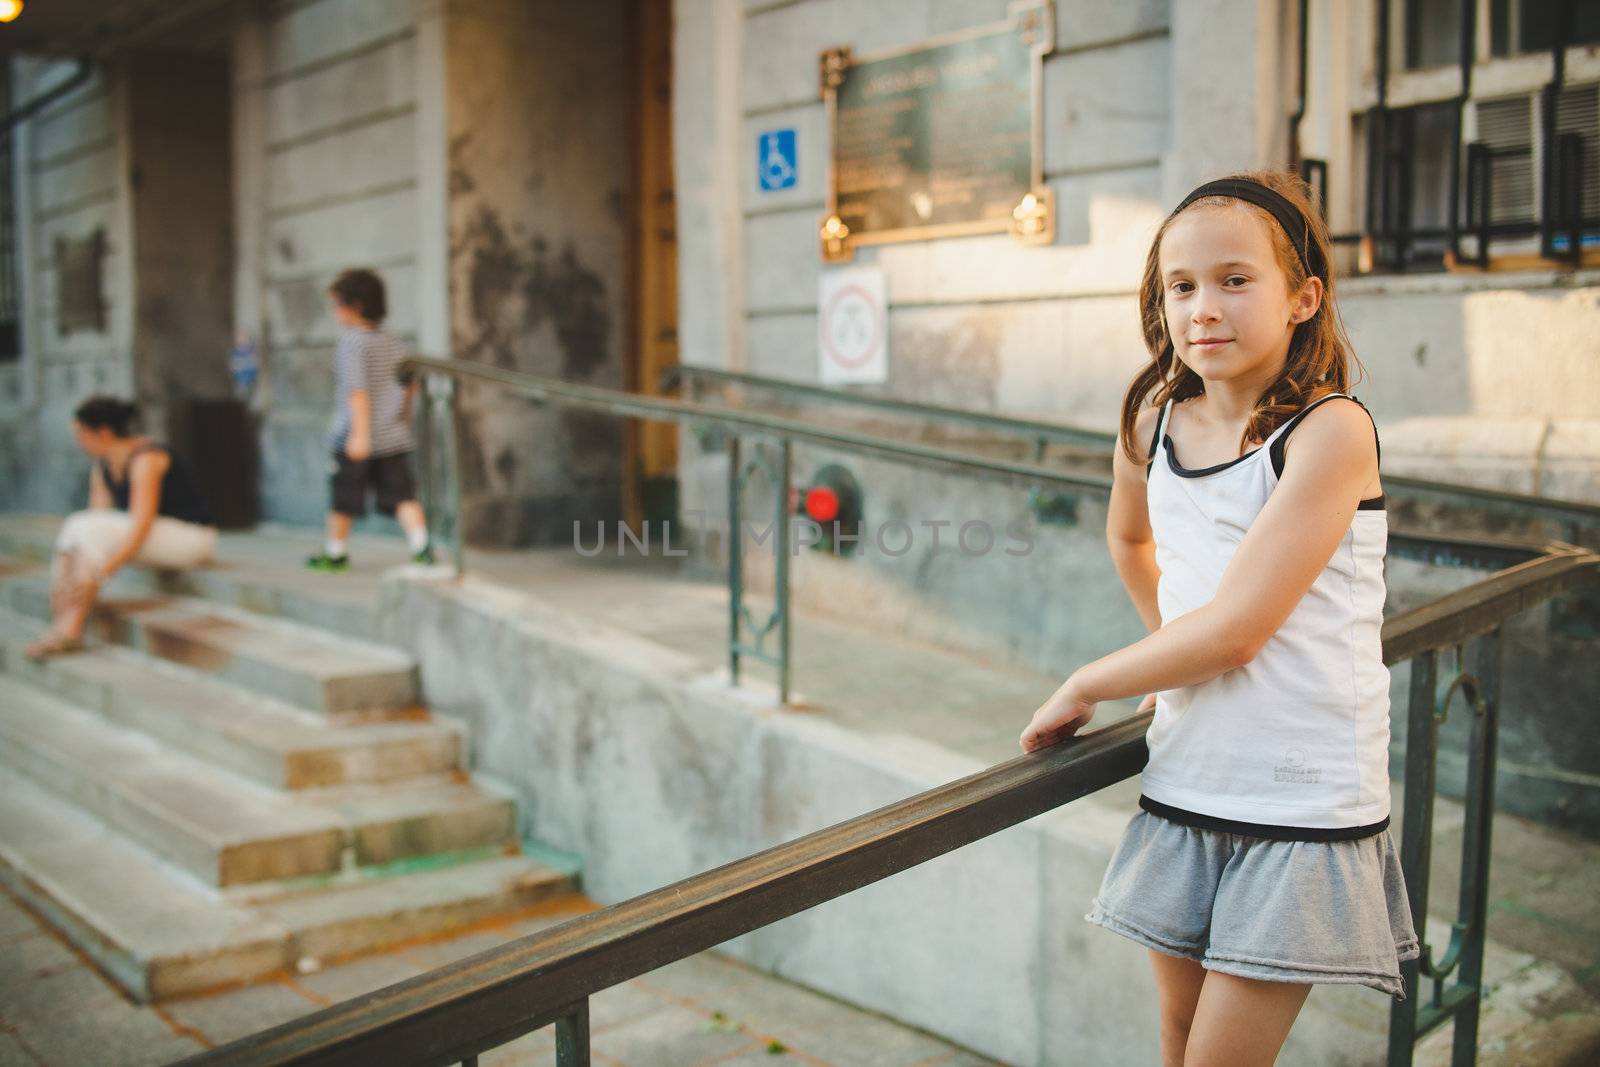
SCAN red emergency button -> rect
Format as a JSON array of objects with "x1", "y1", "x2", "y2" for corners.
[{"x1": 803, "y1": 486, "x2": 840, "y2": 523}]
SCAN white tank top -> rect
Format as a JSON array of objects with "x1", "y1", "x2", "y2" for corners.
[{"x1": 1139, "y1": 392, "x2": 1393, "y2": 840}]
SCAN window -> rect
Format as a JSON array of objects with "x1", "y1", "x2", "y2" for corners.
[
  {"x1": 1346, "y1": 4, "x2": 1600, "y2": 270},
  {"x1": 1370, "y1": 103, "x2": 1461, "y2": 269},
  {"x1": 1406, "y1": 0, "x2": 1465, "y2": 70},
  {"x1": 1491, "y1": 0, "x2": 1600, "y2": 57}
]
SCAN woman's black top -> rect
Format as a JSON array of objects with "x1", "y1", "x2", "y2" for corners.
[{"x1": 99, "y1": 442, "x2": 212, "y2": 526}]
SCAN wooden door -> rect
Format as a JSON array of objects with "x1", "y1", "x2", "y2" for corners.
[{"x1": 627, "y1": 0, "x2": 679, "y2": 527}]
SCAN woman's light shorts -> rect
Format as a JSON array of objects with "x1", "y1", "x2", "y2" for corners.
[{"x1": 1085, "y1": 809, "x2": 1420, "y2": 999}]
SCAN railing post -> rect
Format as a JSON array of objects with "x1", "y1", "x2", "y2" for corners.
[
  {"x1": 555, "y1": 1000, "x2": 590, "y2": 1066},
  {"x1": 776, "y1": 438, "x2": 792, "y2": 705},
  {"x1": 1451, "y1": 630, "x2": 1502, "y2": 1067},
  {"x1": 725, "y1": 435, "x2": 792, "y2": 705},
  {"x1": 728, "y1": 434, "x2": 743, "y2": 688},
  {"x1": 423, "y1": 373, "x2": 465, "y2": 577},
  {"x1": 1390, "y1": 649, "x2": 1438, "y2": 1066}
]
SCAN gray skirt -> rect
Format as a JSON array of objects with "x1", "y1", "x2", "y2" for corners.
[{"x1": 1085, "y1": 809, "x2": 1421, "y2": 999}]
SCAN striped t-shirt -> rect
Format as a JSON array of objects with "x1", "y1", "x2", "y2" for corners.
[{"x1": 327, "y1": 326, "x2": 415, "y2": 457}]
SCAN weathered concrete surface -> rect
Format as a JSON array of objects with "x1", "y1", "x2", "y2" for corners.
[
  {"x1": 443, "y1": 0, "x2": 631, "y2": 546},
  {"x1": 0, "y1": 613, "x2": 461, "y2": 789},
  {"x1": 2, "y1": 580, "x2": 419, "y2": 714},
  {"x1": 0, "y1": 884, "x2": 1002, "y2": 1066},
  {"x1": 0, "y1": 767, "x2": 571, "y2": 1004},
  {"x1": 0, "y1": 674, "x2": 515, "y2": 887},
  {"x1": 0, "y1": 59, "x2": 129, "y2": 517}
]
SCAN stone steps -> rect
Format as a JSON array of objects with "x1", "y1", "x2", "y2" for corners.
[
  {"x1": 0, "y1": 606, "x2": 460, "y2": 788},
  {"x1": 0, "y1": 518, "x2": 388, "y2": 641},
  {"x1": 0, "y1": 771, "x2": 576, "y2": 1002},
  {"x1": 3, "y1": 577, "x2": 417, "y2": 714},
  {"x1": 0, "y1": 677, "x2": 515, "y2": 887}
]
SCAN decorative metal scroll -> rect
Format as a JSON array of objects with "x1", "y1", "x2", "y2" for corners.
[
  {"x1": 818, "y1": 1, "x2": 1055, "y2": 262},
  {"x1": 1389, "y1": 636, "x2": 1503, "y2": 1067}
]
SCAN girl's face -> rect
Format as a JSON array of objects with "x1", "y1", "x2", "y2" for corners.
[
  {"x1": 71, "y1": 420, "x2": 115, "y2": 458},
  {"x1": 1158, "y1": 203, "x2": 1321, "y2": 391}
]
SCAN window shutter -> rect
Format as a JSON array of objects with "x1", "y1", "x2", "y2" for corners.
[
  {"x1": 1552, "y1": 82, "x2": 1600, "y2": 222},
  {"x1": 1474, "y1": 95, "x2": 1536, "y2": 224}
]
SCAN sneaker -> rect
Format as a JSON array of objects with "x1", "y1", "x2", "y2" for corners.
[
  {"x1": 306, "y1": 552, "x2": 350, "y2": 572},
  {"x1": 410, "y1": 543, "x2": 436, "y2": 565}
]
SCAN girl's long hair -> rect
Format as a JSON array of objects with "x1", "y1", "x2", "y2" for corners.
[{"x1": 1117, "y1": 169, "x2": 1363, "y2": 465}]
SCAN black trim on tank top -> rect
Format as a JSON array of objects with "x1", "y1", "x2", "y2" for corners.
[
  {"x1": 1139, "y1": 794, "x2": 1390, "y2": 842},
  {"x1": 1145, "y1": 407, "x2": 1165, "y2": 474},
  {"x1": 1164, "y1": 437, "x2": 1261, "y2": 478},
  {"x1": 1269, "y1": 394, "x2": 1384, "y2": 479}
]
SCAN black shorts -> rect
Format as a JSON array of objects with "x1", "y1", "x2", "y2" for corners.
[{"x1": 329, "y1": 451, "x2": 417, "y2": 518}]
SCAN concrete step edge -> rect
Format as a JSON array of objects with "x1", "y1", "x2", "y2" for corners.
[
  {"x1": 0, "y1": 676, "x2": 516, "y2": 884},
  {"x1": 0, "y1": 679, "x2": 347, "y2": 885},
  {"x1": 0, "y1": 773, "x2": 577, "y2": 1003},
  {"x1": 0, "y1": 605, "x2": 462, "y2": 788},
  {"x1": 1, "y1": 575, "x2": 418, "y2": 714}
]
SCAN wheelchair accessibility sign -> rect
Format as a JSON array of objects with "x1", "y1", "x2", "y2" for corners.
[{"x1": 757, "y1": 128, "x2": 797, "y2": 191}]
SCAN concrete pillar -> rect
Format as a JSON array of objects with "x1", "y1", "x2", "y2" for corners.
[
  {"x1": 672, "y1": 0, "x2": 744, "y2": 371},
  {"x1": 1164, "y1": 0, "x2": 1290, "y2": 201},
  {"x1": 413, "y1": 0, "x2": 450, "y2": 359},
  {"x1": 232, "y1": 10, "x2": 268, "y2": 409}
]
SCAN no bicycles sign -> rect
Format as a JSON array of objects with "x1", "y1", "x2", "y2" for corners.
[{"x1": 817, "y1": 266, "x2": 887, "y2": 385}]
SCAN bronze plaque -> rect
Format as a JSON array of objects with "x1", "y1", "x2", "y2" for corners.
[{"x1": 820, "y1": 3, "x2": 1054, "y2": 260}]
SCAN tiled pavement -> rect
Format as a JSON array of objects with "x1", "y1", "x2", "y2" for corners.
[{"x1": 0, "y1": 887, "x2": 1001, "y2": 1067}]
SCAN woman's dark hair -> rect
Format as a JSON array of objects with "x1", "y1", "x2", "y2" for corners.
[
  {"x1": 73, "y1": 396, "x2": 139, "y2": 437},
  {"x1": 328, "y1": 268, "x2": 387, "y2": 323}
]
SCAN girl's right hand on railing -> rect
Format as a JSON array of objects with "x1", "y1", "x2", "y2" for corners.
[{"x1": 1137, "y1": 693, "x2": 1157, "y2": 714}]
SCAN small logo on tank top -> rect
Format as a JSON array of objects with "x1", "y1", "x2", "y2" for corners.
[{"x1": 1273, "y1": 746, "x2": 1321, "y2": 784}]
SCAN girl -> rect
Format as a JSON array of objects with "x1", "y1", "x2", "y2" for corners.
[
  {"x1": 25, "y1": 397, "x2": 216, "y2": 658},
  {"x1": 1020, "y1": 171, "x2": 1417, "y2": 1067}
]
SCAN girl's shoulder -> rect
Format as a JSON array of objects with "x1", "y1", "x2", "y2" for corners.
[
  {"x1": 1287, "y1": 391, "x2": 1375, "y2": 436},
  {"x1": 1124, "y1": 404, "x2": 1165, "y2": 478},
  {"x1": 1276, "y1": 393, "x2": 1381, "y2": 477}
]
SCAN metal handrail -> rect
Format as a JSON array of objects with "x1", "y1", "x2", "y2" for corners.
[
  {"x1": 660, "y1": 363, "x2": 1600, "y2": 535},
  {"x1": 410, "y1": 356, "x2": 1110, "y2": 493},
  {"x1": 408, "y1": 355, "x2": 1595, "y2": 701},
  {"x1": 662, "y1": 363, "x2": 1118, "y2": 450},
  {"x1": 180, "y1": 548, "x2": 1600, "y2": 1067}
]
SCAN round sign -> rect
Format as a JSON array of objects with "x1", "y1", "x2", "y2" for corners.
[{"x1": 820, "y1": 283, "x2": 883, "y2": 371}]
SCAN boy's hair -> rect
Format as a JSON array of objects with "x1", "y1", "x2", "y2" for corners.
[
  {"x1": 328, "y1": 268, "x2": 387, "y2": 324},
  {"x1": 74, "y1": 395, "x2": 139, "y2": 437},
  {"x1": 1118, "y1": 169, "x2": 1362, "y2": 465}
]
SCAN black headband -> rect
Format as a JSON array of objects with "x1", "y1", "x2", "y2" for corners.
[{"x1": 1173, "y1": 178, "x2": 1324, "y2": 281}]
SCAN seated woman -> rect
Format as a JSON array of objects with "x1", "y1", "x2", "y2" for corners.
[{"x1": 25, "y1": 397, "x2": 217, "y2": 658}]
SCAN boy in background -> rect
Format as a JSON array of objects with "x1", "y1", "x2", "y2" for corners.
[{"x1": 306, "y1": 268, "x2": 434, "y2": 570}]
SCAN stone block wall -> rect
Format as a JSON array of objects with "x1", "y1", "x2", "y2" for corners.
[
  {"x1": 233, "y1": 0, "x2": 431, "y2": 527},
  {"x1": 0, "y1": 59, "x2": 133, "y2": 514}
]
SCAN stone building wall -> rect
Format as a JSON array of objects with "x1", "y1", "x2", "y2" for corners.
[
  {"x1": 232, "y1": 0, "x2": 435, "y2": 526},
  {"x1": 0, "y1": 60, "x2": 134, "y2": 513},
  {"x1": 442, "y1": 0, "x2": 631, "y2": 545}
]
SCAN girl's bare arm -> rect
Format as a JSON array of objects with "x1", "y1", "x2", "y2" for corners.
[
  {"x1": 1023, "y1": 400, "x2": 1377, "y2": 751},
  {"x1": 1072, "y1": 399, "x2": 1377, "y2": 703},
  {"x1": 1107, "y1": 406, "x2": 1162, "y2": 632},
  {"x1": 88, "y1": 464, "x2": 112, "y2": 510}
]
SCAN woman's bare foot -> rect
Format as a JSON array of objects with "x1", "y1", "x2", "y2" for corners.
[{"x1": 23, "y1": 630, "x2": 85, "y2": 660}]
